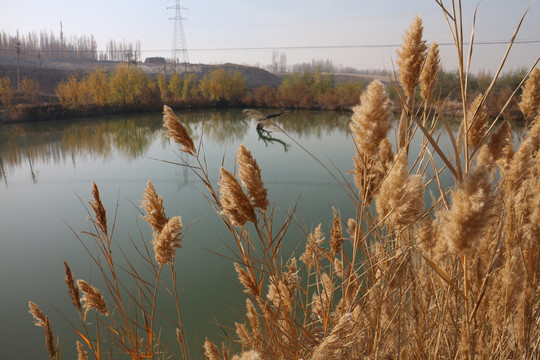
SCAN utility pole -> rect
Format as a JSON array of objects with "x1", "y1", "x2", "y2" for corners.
[
  {"x1": 15, "y1": 42, "x2": 23, "y2": 91},
  {"x1": 168, "y1": 0, "x2": 189, "y2": 72}
]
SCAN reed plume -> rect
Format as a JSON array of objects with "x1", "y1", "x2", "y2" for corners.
[
  {"x1": 28, "y1": 301, "x2": 56, "y2": 359},
  {"x1": 397, "y1": 14, "x2": 427, "y2": 100},
  {"x1": 246, "y1": 298, "x2": 259, "y2": 326},
  {"x1": 90, "y1": 182, "x2": 107, "y2": 238},
  {"x1": 375, "y1": 151, "x2": 424, "y2": 228},
  {"x1": 329, "y1": 207, "x2": 343, "y2": 257},
  {"x1": 518, "y1": 67, "x2": 540, "y2": 120},
  {"x1": 350, "y1": 81, "x2": 393, "y2": 201},
  {"x1": 152, "y1": 216, "x2": 183, "y2": 266},
  {"x1": 477, "y1": 120, "x2": 514, "y2": 169},
  {"x1": 163, "y1": 105, "x2": 196, "y2": 155},
  {"x1": 76, "y1": 341, "x2": 88, "y2": 360},
  {"x1": 300, "y1": 224, "x2": 325, "y2": 270},
  {"x1": 234, "y1": 262, "x2": 259, "y2": 297},
  {"x1": 76, "y1": 280, "x2": 109, "y2": 316},
  {"x1": 141, "y1": 180, "x2": 169, "y2": 233},
  {"x1": 466, "y1": 94, "x2": 489, "y2": 152},
  {"x1": 64, "y1": 261, "x2": 81, "y2": 312},
  {"x1": 236, "y1": 144, "x2": 269, "y2": 210},
  {"x1": 267, "y1": 278, "x2": 292, "y2": 312},
  {"x1": 437, "y1": 166, "x2": 499, "y2": 256},
  {"x1": 218, "y1": 167, "x2": 256, "y2": 226},
  {"x1": 505, "y1": 117, "x2": 540, "y2": 194},
  {"x1": 232, "y1": 350, "x2": 262, "y2": 360},
  {"x1": 204, "y1": 338, "x2": 222, "y2": 360},
  {"x1": 28, "y1": 300, "x2": 47, "y2": 326},
  {"x1": 350, "y1": 81, "x2": 393, "y2": 158},
  {"x1": 310, "y1": 313, "x2": 354, "y2": 360},
  {"x1": 420, "y1": 42, "x2": 440, "y2": 102}
]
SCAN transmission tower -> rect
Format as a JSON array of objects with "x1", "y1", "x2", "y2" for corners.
[{"x1": 168, "y1": 0, "x2": 189, "y2": 71}]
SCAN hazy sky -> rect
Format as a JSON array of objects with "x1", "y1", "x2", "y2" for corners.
[{"x1": 1, "y1": 0, "x2": 539, "y2": 73}]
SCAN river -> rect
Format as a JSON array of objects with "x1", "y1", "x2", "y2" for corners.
[{"x1": 1, "y1": 108, "x2": 370, "y2": 359}]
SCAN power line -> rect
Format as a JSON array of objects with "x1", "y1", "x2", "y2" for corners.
[
  {"x1": 1, "y1": 38, "x2": 538, "y2": 55},
  {"x1": 181, "y1": 39, "x2": 540, "y2": 52}
]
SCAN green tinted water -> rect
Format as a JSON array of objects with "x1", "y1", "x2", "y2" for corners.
[{"x1": 0, "y1": 109, "x2": 364, "y2": 359}]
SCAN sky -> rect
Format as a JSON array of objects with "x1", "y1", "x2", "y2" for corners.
[{"x1": 1, "y1": 0, "x2": 539, "y2": 74}]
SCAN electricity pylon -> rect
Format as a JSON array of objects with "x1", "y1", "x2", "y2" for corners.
[{"x1": 168, "y1": 0, "x2": 189, "y2": 71}]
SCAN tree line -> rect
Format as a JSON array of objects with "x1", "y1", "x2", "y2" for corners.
[
  {"x1": 0, "y1": 62, "x2": 530, "y2": 119},
  {"x1": 0, "y1": 30, "x2": 141, "y2": 62},
  {"x1": 31, "y1": 65, "x2": 365, "y2": 112}
]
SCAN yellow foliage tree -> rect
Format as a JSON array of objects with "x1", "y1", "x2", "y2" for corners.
[
  {"x1": 199, "y1": 68, "x2": 247, "y2": 102},
  {"x1": 56, "y1": 74, "x2": 83, "y2": 108},
  {"x1": 86, "y1": 67, "x2": 109, "y2": 106},
  {"x1": 0, "y1": 76, "x2": 14, "y2": 109},
  {"x1": 109, "y1": 63, "x2": 156, "y2": 107},
  {"x1": 20, "y1": 76, "x2": 40, "y2": 104},
  {"x1": 157, "y1": 71, "x2": 169, "y2": 102}
]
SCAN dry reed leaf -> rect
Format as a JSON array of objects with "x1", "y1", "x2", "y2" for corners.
[
  {"x1": 518, "y1": 67, "x2": 540, "y2": 119},
  {"x1": 151, "y1": 215, "x2": 182, "y2": 266},
  {"x1": 163, "y1": 105, "x2": 196, "y2": 155},
  {"x1": 397, "y1": 14, "x2": 427, "y2": 99},
  {"x1": 218, "y1": 167, "x2": 256, "y2": 227},
  {"x1": 141, "y1": 180, "x2": 169, "y2": 234},
  {"x1": 76, "y1": 279, "x2": 109, "y2": 316},
  {"x1": 236, "y1": 144, "x2": 269, "y2": 210}
]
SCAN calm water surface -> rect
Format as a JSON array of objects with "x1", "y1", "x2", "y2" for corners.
[
  {"x1": 0, "y1": 108, "x2": 470, "y2": 359},
  {"x1": 0, "y1": 109, "x2": 368, "y2": 359}
]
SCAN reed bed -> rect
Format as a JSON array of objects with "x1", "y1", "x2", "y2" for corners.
[{"x1": 29, "y1": 1, "x2": 540, "y2": 359}]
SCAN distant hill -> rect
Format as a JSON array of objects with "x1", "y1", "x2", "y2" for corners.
[{"x1": 0, "y1": 57, "x2": 283, "y2": 95}]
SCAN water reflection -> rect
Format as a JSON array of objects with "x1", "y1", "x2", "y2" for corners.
[
  {"x1": 0, "y1": 109, "x2": 351, "y2": 185},
  {"x1": 256, "y1": 124, "x2": 291, "y2": 152}
]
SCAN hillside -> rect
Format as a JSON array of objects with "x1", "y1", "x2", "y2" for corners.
[{"x1": 0, "y1": 57, "x2": 283, "y2": 96}]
